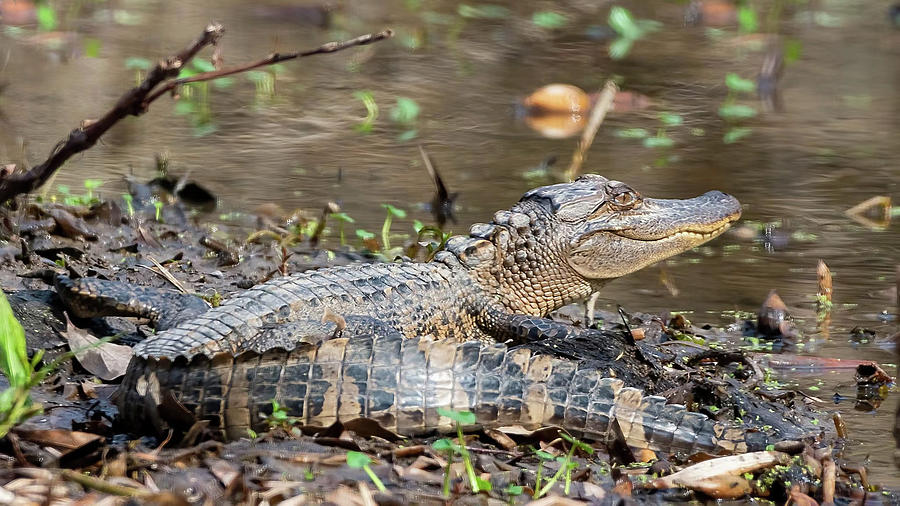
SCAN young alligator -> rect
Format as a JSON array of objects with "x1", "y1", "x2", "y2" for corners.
[{"x1": 58, "y1": 175, "x2": 761, "y2": 453}]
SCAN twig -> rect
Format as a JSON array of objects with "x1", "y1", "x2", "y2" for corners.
[
  {"x1": 139, "y1": 256, "x2": 189, "y2": 294},
  {"x1": 143, "y1": 30, "x2": 394, "y2": 106},
  {"x1": 564, "y1": 81, "x2": 618, "y2": 181},
  {"x1": 61, "y1": 469, "x2": 151, "y2": 497},
  {"x1": 0, "y1": 26, "x2": 393, "y2": 203}
]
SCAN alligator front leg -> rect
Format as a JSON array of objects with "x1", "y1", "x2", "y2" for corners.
[{"x1": 54, "y1": 275, "x2": 210, "y2": 330}]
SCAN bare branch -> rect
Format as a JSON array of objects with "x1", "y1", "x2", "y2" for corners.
[
  {"x1": 143, "y1": 29, "x2": 394, "y2": 106},
  {"x1": 0, "y1": 26, "x2": 393, "y2": 204}
]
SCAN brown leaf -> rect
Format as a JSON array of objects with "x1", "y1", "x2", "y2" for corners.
[
  {"x1": 342, "y1": 418, "x2": 403, "y2": 441},
  {"x1": 392, "y1": 445, "x2": 425, "y2": 459},
  {"x1": 206, "y1": 457, "x2": 241, "y2": 488},
  {"x1": 484, "y1": 428, "x2": 517, "y2": 450},
  {"x1": 62, "y1": 319, "x2": 132, "y2": 380},
  {"x1": 394, "y1": 464, "x2": 443, "y2": 485},
  {"x1": 689, "y1": 475, "x2": 752, "y2": 499},
  {"x1": 13, "y1": 428, "x2": 102, "y2": 452}
]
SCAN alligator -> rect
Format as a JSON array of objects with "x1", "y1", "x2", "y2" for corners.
[{"x1": 56, "y1": 174, "x2": 771, "y2": 454}]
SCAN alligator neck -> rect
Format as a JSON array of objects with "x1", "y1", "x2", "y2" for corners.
[{"x1": 435, "y1": 201, "x2": 601, "y2": 317}]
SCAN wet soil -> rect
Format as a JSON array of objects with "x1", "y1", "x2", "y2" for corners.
[{"x1": 0, "y1": 191, "x2": 896, "y2": 504}]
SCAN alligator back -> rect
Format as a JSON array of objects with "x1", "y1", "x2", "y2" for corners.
[
  {"x1": 131, "y1": 261, "x2": 484, "y2": 359},
  {"x1": 119, "y1": 333, "x2": 763, "y2": 454}
]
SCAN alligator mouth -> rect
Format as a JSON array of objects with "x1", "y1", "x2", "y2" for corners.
[{"x1": 612, "y1": 219, "x2": 736, "y2": 242}]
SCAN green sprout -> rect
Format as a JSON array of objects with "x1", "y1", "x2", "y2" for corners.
[
  {"x1": 56, "y1": 180, "x2": 105, "y2": 207},
  {"x1": 720, "y1": 73, "x2": 757, "y2": 143},
  {"x1": 432, "y1": 437, "x2": 456, "y2": 497},
  {"x1": 153, "y1": 200, "x2": 163, "y2": 222},
  {"x1": 437, "y1": 408, "x2": 489, "y2": 493},
  {"x1": 532, "y1": 449, "x2": 555, "y2": 497},
  {"x1": 353, "y1": 90, "x2": 378, "y2": 133},
  {"x1": 407, "y1": 221, "x2": 450, "y2": 260},
  {"x1": 505, "y1": 484, "x2": 524, "y2": 497},
  {"x1": 390, "y1": 97, "x2": 420, "y2": 141},
  {"x1": 331, "y1": 212, "x2": 355, "y2": 246},
  {"x1": 346, "y1": 451, "x2": 387, "y2": 492},
  {"x1": 737, "y1": 5, "x2": 758, "y2": 33},
  {"x1": 262, "y1": 400, "x2": 298, "y2": 429},
  {"x1": 608, "y1": 7, "x2": 661, "y2": 60},
  {"x1": 532, "y1": 11, "x2": 567, "y2": 29},
  {"x1": 355, "y1": 229, "x2": 377, "y2": 250},
  {"x1": 83, "y1": 179, "x2": 103, "y2": 201},
  {"x1": 121, "y1": 193, "x2": 135, "y2": 218},
  {"x1": 381, "y1": 204, "x2": 406, "y2": 251},
  {"x1": 534, "y1": 433, "x2": 593, "y2": 498},
  {"x1": 36, "y1": 4, "x2": 58, "y2": 31}
]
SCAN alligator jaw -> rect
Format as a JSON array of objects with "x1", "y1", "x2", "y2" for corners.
[{"x1": 569, "y1": 190, "x2": 742, "y2": 280}]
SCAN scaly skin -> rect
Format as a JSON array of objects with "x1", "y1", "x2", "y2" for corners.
[
  {"x1": 59, "y1": 175, "x2": 754, "y2": 451},
  {"x1": 120, "y1": 333, "x2": 763, "y2": 453}
]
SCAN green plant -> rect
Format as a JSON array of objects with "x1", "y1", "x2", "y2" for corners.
[
  {"x1": 408, "y1": 221, "x2": 451, "y2": 261},
  {"x1": 57, "y1": 179, "x2": 105, "y2": 207},
  {"x1": 608, "y1": 7, "x2": 661, "y2": 60},
  {"x1": 380, "y1": 204, "x2": 406, "y2": 250},
  {"x1": 0, "y1": 292, "x2": 114, "y2": 438},
  {"x1": 615, "y1": 112, "x2": 681, "y2": 150},
  {"x1": 532, "y1": 11, "x2": 567, "y2": 29},
  {"x1": 153, "y1": 200, "x2": 163, "y2": 222},
  {"x1": 534, "y1": 433, "x2": 593, "y2": 498},
  {"x1": 331, "y1": 212, "x2": 355, "y2": 246},
  {"x1": 353, "y1": 90, "x2": 378, "y2": 133},
  {"x1": 121, "y1": 193, "x2": 135, "y2": 218},
  {"x1": 719, "y1": 73, "x2": 757, "y2": 143},
  {"x1": 432, "y1": 437, "x2": 456, "y2": 497},
  {"x1": 390, "y1": 97, "x2": 420, "y2": 141},
  {"x1": 436, "y1": 408, "x2": 490, "y2": 493},
  {"x1": 36, "y1": 3, "x2": 57, "y2": 31},
  {"x1": 346, "y1": 451, "x2": 387, "y2": 492},
  {"x1": 532, "y1": 449, "x2": 555, "y2": 497},
  {"x1": 355, "y1": 229, "x2": 377, "y2": 250},
  {"x1": 262, "y1": 400, "x2": 300, "y2": 430}
]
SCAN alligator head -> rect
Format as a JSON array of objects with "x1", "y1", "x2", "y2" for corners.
[{"x1": 441, "y1": 174, "x2": 741, "y2": 315}]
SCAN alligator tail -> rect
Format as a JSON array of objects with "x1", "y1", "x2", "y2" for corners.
[{"x1": 118, "y1": 333, "x2": 766, "y2": 454}]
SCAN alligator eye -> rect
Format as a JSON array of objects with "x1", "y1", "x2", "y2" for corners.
[{"x1": 609, "y1": 188, "x2": 640, "y2": 209}]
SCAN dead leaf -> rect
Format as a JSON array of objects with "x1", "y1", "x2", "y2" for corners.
[
  {"x1": 13, "y1": 428, "x2": 102, "y2": 452},
  {"x1": 62, "y1": 319, "x2": 132, "y2": 380},
  {"x1": 342, "y1": 417, "x2": 403, "y2": 441},
  {"x1": 394, "y1": 465, "x2": 443, "y2": 485},
  {"x1": 206, "y1": 458, "x2": 241, "y2": 488},
  {"x1": 688, "y1": 475, "x2": 752, "y2": 499},
  {"x1": 650, "y1": 451, "x2": 789, "y2": 490},
  {"x1": 392, "y1": 445, "x2": 425, "y2": 458},
  {"x1": 484, "y1": 428, "x2": 517, "y2": 450}
]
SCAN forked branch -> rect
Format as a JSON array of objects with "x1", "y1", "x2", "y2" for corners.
[{"x1": 0, "y1": 25, "x2": 393, "y2": 203}]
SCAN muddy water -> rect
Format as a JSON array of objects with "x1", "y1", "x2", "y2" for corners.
[{"x1": 1, "y1": 0, "x2": 898, "y2": 485}]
